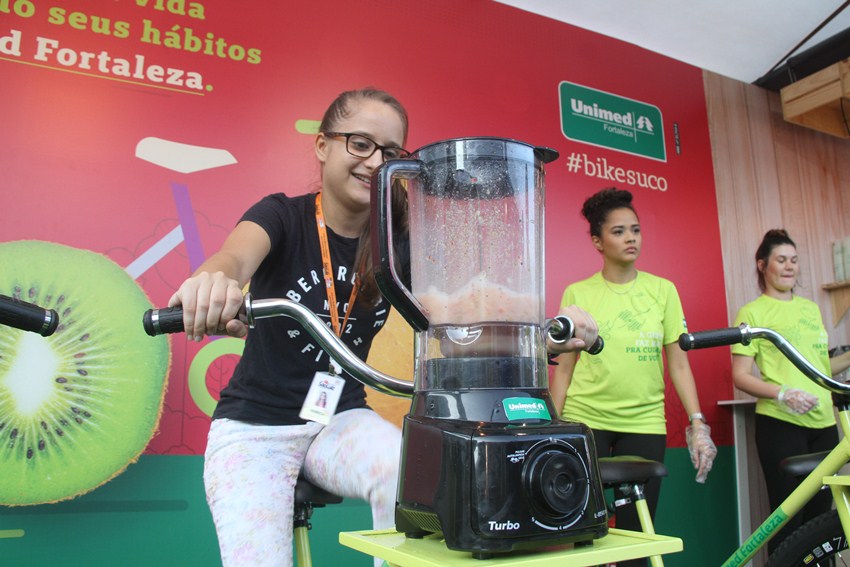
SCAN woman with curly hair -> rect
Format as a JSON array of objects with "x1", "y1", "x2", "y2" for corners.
[{"x1": 550, "y1": 187, "x2": 716, "y2": 565}]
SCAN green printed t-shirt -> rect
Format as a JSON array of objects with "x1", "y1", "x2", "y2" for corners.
[
  {"x1": 732, "y1": 294, "x2": 833, "y2": 428},
  {"x1": 560, "y1": 271, "x2": 687, "y2": 434}
]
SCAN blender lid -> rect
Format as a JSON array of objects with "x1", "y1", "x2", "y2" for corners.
[
  {"x1": 410, "y1": 136, "x2": 559, "y2": 165},
  {"x1": 408, "y1": 137, "x2": 558, "y2": 199}
]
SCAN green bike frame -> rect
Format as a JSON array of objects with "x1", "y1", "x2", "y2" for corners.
[
  {"x1": 678, "y1": 323, "x2": 850, "y2": 567},
  {"x1": 720, "y1": 405, "x2": 850, "y2": 566}
]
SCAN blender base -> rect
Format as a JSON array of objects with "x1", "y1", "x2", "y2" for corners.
[{"x1": 395, "y1": 410, "x2": 608, "y2": 556}]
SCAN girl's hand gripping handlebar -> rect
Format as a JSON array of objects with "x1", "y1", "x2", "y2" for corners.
[
  {"x1": 143, "y1": 294, "x2": 413, "y2": 398},
  {"x1": 546, "y1": 315, "x2": 604, "y2": 355}
]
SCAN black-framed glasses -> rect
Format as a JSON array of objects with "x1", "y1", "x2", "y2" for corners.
[{"x1": 323, "y1": 132, "x2": 410, "y2": 161}]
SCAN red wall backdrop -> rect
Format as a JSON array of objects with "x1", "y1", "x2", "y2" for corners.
[{"x1": 1, "y1": 0, "x2": 733, "y2": 457}]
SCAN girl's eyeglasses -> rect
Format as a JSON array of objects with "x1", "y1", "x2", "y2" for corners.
[{"x1": 323, "y1": 132, "x2": 410, "y2": 161}]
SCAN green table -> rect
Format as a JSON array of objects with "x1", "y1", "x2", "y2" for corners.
[{"x1": 340, "y1": 528, "x2": 683, "y2": 566}]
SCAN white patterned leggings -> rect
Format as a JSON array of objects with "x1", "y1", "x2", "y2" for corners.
[{"x1": 203, "y1": 409, "x2": 401, "y2": 567}]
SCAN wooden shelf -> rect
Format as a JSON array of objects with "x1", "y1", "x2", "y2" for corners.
[
  {"x1": 823, "y1": 281, "x2": 850, "y2": 326},
  {"x1": 780, "y1": 58, "x2": 850, "y2": 139}
]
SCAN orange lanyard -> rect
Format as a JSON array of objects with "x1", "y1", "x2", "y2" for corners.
[{"x1": 315, "y1": 193, "x2": 358, "y2": 338}]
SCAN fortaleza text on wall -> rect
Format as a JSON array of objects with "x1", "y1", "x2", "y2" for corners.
[{"x1": 0, "y1": 0, "x2": 262, "y2": 94}]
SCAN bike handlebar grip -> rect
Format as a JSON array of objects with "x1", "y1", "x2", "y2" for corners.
[
  {"x1": 0, "y1": 294, "x2": 59, "y2": 336},
  {"x1": 143, "y1": 306, "x2": 185, "y2": 336},
  {"x1": 548, "y1": 315, "x2": 605, "y2": 355},
  {"x1": 678, "y1": 327, "x2": 745, "y2": 351},
  {"x1": 586, "y1": 336, "x2": 604, "y2": 355}
]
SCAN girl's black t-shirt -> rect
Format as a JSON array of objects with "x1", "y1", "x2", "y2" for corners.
[{"x1": 212, "y1": 192, "x2": 407, "y2": 425}]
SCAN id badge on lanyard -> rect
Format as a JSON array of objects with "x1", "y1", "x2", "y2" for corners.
[
  {"x1": 300, "y1": 369, "x2": 346, "y2": 425},
  {"x1": 299, "y1": 193, "x2": 358, "y2": 425}
]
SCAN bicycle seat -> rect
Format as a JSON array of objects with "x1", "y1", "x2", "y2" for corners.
[
  {"x1": 780, "y1": 450, "x2": 829, "y2": 478},
  {"x1": 294, "y1": 476, "x2": 344, "y2": 508},
  {"x1": 598, "y1": 456, "x2": 668, "y2": 485}
]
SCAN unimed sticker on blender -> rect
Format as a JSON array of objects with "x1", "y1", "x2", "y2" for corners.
[{"x1": 503, "y1": 397, "x2": 550, "y2": 421}]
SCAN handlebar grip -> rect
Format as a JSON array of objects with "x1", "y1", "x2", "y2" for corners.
[
  {"x1": 0, "y1": 294, "x2": 59, "y2": 336},
  {"x1": 678, "y1": 326, "x2": 746, "y2": 351},
  {"x1": 548, "y1": 315, "x2": 605, "y2": 355},
  {"x1": 143, "y1": 306, "x2": 185, "y2": 336},
  {"x1": 587, "y1": 336, "x2": 604, "y2": 355}
]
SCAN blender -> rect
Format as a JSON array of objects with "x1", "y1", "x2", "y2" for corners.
[
  {"x1": 372, "y1": 137, "x2": 608, "y2": 558},
  {"x1": 142, "y1": 136, "x2": 608, "y2": 560}
]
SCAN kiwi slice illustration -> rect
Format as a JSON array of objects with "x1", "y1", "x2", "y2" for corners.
[{"x1": 0, "y1": 240, "x2": 170, "y2": 506}]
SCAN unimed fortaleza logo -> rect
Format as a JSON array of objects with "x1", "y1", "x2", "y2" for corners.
[
  {"x1": 503, "y1": 397, "x2": 550, "y2": 420},
  {"x1": 559, "y1": 82, "x2": 667, "y2": 162}
]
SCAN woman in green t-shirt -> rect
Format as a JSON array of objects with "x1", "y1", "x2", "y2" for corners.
[
  {"x1": 731, "y1": 229, "x2": 850, "y2": 554},
  {"x1": 550, "y1": 188, "x2": 716, "y2": 560}
]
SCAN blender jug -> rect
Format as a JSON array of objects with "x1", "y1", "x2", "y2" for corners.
[
  {"x1": 372, "y1": 137, "x2": 608, "y2": 557},
  {"x1": 373, "y1": 137, "x2": 557, "y2": 396}
]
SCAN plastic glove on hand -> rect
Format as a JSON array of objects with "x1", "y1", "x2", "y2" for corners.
[
  {"x1": 686, "y1": 422, "x2": 717, "y2": 484},
  {"x1": 777, "y1": 386, "x2": 819, "y2": 414}
]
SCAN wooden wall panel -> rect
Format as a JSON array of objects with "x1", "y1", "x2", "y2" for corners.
[{"x1": 705, "y1": 70, "x2": 850, "y2": 340}]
